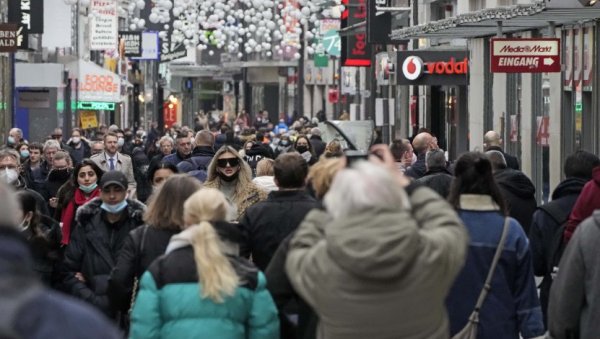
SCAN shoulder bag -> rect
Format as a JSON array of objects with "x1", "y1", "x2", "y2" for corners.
[{"x1": 452, "y1": 217, "x2": 510, "y2": 339}]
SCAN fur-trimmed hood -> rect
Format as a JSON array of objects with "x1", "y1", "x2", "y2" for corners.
[
  {"x1": 203, "y1": 180, "x2": 267, "y2": 220},
  {"x1": 75, "y1": 197, "x2": 146, "y2": 225}
]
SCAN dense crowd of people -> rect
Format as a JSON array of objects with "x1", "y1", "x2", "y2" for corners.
[{"x1": 1, "y1": 112, "x2": 599, "y2": 339}]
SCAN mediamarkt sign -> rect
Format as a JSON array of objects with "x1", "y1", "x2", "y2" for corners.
[
  {"x1": 397, "y1": 51, "x2": 469, "y2": 86},
  {"x1": 491, "y1": 38, "x2": 561, "y2": 73}
]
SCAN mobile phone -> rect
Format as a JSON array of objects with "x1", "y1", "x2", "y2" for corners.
[{"x1": 344, "y1": 150, "x2": 369, "y2": 167}]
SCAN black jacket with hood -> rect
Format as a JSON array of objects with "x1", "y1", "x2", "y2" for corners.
[
  {"x1": 529, "y1": 177, "x2": 588, "y2": 324},
  {"x1": 61, "y1": 198, "x2": 145, "y2": 317},
  {"x1": 415, "y1": 167, "x2": 453, "y2": 198},
  {"x1": 494, "y1": 168, "x2": 537, "y2": 234}
]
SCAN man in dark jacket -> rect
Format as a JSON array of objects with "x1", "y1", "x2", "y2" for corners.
[
  {"x1": 0, "y1": 182, "x2": 121, "y2": 339},
  {"x1": 484, "y1": 130, "x2": 519, "y2": 170},
  {"x1": 240, "y1": 153, "x2": 319, "y2": 271},
  {"x1": 162, "y1": 133, "x2": 192, "y2": 166},
  {"x1": 244, "y1": 142, "x2": 274, "y2": 177},
  {"x1": 177, "y1": 130, "x2": 216, "y2": 182},
  {"x1": 529, "y1": 150, "x2": 600, "y2": 325},
  {"x1": 62, "y1": 171, "x2": 145, "y2": 320},
  {"x1": 415, "y1": 149, "x2": 453, "y2": 198},
  {"x1": 309, "y1": 127, "x2": 326, "y2": 159},
  {"x1": 487, "y1": 150, "x2": 537, "y2": 234},
  {"x1": 405, "y1": 132, "x2": 437, "y2": 179}
]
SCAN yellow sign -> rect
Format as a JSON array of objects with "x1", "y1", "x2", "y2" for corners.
[{"x1": 80, "y1": 110, "x2": 99, "y2": 129}]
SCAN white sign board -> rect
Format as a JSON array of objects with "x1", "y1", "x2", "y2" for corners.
[
  {"x1": 77, "y1": 60, "x2": 120, "y2": 102},
  {"x1": 89, "y1": 0, "x2": 118, "y2": 51},
  {"x1": 132, "y1": 31, "x2": 160, "y2": 60}
]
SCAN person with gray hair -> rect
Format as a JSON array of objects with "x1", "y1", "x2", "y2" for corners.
[
  {"x1": 31, "y1": 139, "x2": 62, "y2": 193},
  {"x1": 486, "y1": 150, "x2": 508, "y2": 171},
  {"x1": 309, "y1": 127, "x2": 326, "y2": 158},
  {"x1": 415, "y1": 149, "x2": 453, "y2": 198},
  {"x1": 7, "y1": 127, "x2": 25, "y2": 147},
  {"x1": 0, "y1": 181, "x2": 121, "y2": 339},
  {"x1": 286, "y1": 150, "x2": 468, "y2": 339}
]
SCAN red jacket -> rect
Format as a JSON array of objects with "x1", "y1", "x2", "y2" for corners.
[{"x1": 564, "y1": 166, "x2": 600, "y2": 242}]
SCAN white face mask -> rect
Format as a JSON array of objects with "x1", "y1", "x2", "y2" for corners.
[
  {"x1": 72, "y1": 137, "x2": 81, "y2": 144},
  {"x1": 117, "y1": 137, "x2": 125, "y2": 147},
  {"x1": 0, "y1": 168, "x2": 19, "y2": 185}
]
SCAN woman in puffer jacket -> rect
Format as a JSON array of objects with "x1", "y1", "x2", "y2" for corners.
[{"x1": 129, "y1": 188, "x2": 279, "y2": 339}]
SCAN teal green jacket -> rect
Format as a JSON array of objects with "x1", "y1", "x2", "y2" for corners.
[{"x1": 129, "y1": 246, "x2": 279, "y2": 339}]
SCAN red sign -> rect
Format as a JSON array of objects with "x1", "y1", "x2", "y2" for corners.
[
  {"x1": 397, "y1": 51, "x2": 469, "y2": 86},
  {"x1": 536, "y1": 116, "x2": 550, "y2": 147},
  {"x1": 163, "y1": 101, "x2": 177, "y2": 129},
  {"x1": 491, "y1": 38, "x2": 561, "y2": 73},
  {"x1": 341, "y1": 0, "x2": 370, "y2": 67}
]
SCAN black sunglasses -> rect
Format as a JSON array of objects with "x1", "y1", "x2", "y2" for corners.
[{"x1": 217, "y1": 158, "x2": 240, "y2": 168}]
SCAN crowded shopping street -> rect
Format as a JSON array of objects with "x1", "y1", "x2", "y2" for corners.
[{"x1": 1, "y1": 0, "x2": 600, "y2": 338}]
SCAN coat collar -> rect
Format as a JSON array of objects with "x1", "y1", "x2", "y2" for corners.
[{"x1": 459, "y1": 194, "x2": 500, "y2": 211}]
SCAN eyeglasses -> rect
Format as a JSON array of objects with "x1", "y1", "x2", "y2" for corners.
[{"x1": 217, "y1": 158, "x2": 240, "y2": 168}]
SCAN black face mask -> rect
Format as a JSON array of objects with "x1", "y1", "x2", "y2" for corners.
[
  {"x1": 296, "y1": 145, "x2": 309, "y2": 153},
  {"x1": 217, "y1": 169, "x2": 239, "y2": 182},
  {"x1": 48, "y1": 168, "x2": 72, "y2": 182}
]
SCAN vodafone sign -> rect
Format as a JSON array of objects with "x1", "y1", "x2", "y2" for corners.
[
  {"x1": 397, "y1": 51, "x2": 469, "y2": 86},
  {"x1": 491, "y1": 38, "x2": 561, "y2": 73}
]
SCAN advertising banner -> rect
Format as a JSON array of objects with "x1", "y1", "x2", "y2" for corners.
[
  {"x1": 90, "y1": 0, "x2": 118, "y2": 51},
  {"x1": 132, "y1": 32, "x2": 160, "y2": 60},
  {"x1": 80, "y1": 111, "x2": 99, "y2": 129},
  {"x1": 490, "y1": 38, "x2": 561, "y2": 73},
  {"x1": 0, "y1": 24, "x2": 21, "y2": 52},
  {"x1": 8, "y1": 0, "x2": 44, "y2": 33},
  {"x1": 341, "y1": 67, "x2": 357, "y2": 94}
]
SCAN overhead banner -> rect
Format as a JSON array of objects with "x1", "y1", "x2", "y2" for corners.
[
  {"x1": 118, "y1": 31, "x2": 142, "y2": 57},
  {"x1": 397, "y1": 51, "x2": 469, "y2": 86},
  {"x1": 490, "y1": 38, "x2": 561, "y2": 73},
  {"x1": 8, "y1": 0, "x2": 44, "y2": 33},
  {"x1": 90, "y1": 0, "x2": 118, "y2": 51},
  {"x1": 0, "y1": 24, "x2": 21, "y2": 52},
  {"x1": 341, "y1": 0, "x2": 371, "y2": 67}
]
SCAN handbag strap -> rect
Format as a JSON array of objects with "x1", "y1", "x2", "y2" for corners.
[{"x1": 472, "y1": 217, "x2": 510, "y2": 312}]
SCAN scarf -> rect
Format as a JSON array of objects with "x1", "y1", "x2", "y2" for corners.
[{"x1": 60, "y1": 187, "x2": 100, "y2": 245}]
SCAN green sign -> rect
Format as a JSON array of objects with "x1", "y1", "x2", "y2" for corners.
[
  {"x1": 314, "y1": 53, "x2": 329, "y2": 67},
  {"x1": 575, "y1": 102, "x2": 583, "y2": 113},
  {"x1": 77, "y1": 101, "x2": 115, "y2": 111},
  {"x1": 322, "y1": 30, "x2": 341, "y2": 57}
]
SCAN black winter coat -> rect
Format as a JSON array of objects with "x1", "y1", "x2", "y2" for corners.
[
  {"x1": 415, "y1": 168, "x2": 453, "y2": 198},
  {"x1": 23, "y1": 215, "x2": 62, "y2": 287},
  {"x1": 529, "y1": 177, "x2": 587, "y2": 325},
  {"x1": 107, "y1": 225, "x2": 179, "y2": 312},
  {"x1": 494, "y1": 168, "x2": 537, "y2": 234},
  {"x1": 487, "y1": 146, "x2": 520, "y2": 170},
  {"x1": 309, "y1": 136, "x2": 326, "y2": 159},
  {"x1": 61, "y1": 198, "x2": 145, "y2": 317},
  {"x1": 239, "y1": 190, "x2": 319, "y2": 271},
  {"x1": 405, "y1": 153, "x2": 427, "y2": 179}
]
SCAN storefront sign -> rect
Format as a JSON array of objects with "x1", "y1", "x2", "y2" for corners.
[
  {"x1": 18, "y1": 90, "x2": 49, "y2": 108},
  {"x1": 78, "y1": 101, "x2": 115, "y2": 111},
  {"x1": 77, "y1": 61, "x2": 120, "y2": 102},
  {"x1": 397, "y1": 51, "x2": 469, "y2": 86},
  {"x1": 90, "y1": 0, "x2": 118, "y2": 51},
  {"x1": 8, "y1": 0, "x2": 44, "y2": 33},
  {"x1": 118, "y1": 31, "x2": 142, "y2": 57},
  {"x1": 491, "y1": 38, "x2": 561, "y2": 73},
  {"x1": 163, "y1": 101, "x2": 178, "y2": 128},
  {"x1": 0, "y1": 24, "x2": 21, "y2": 52},
  {"x1": 341, "y1": 0, "x2": 371, "y2": 67}
]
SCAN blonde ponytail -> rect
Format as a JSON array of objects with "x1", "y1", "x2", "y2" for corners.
[{"x1": 190, "y1": 221, "x2": 239, "y2": 303}]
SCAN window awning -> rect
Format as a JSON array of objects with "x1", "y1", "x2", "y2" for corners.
[{"x1": 391, "y1": 0, "x2": 600, "y2": 40}]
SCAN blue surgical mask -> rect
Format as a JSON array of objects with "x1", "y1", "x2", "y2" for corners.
[
  {"x1": 100, "y1": 200, "x2": 128, "y2": 214},
  {"x1": 7, "y1": 136, "x2": 15, "y2": 145},
  {"x1": 20, "y1": 150, "x2": 30, "y2": 158},
  {"x1": 79, "y1": 182, "x2": 98, "y2": 193}
]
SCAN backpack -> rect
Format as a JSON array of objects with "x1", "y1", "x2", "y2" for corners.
[
  {"x1": 183, "y1": 157, "x2": 210, "y2": 182},
  {"x1": 538, "y1": 203, "x2": 571, "y2": 280}
]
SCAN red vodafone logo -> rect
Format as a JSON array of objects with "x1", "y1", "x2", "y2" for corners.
[{"x1": 402, "y1": 56, "x2": 424, "y2": 80}]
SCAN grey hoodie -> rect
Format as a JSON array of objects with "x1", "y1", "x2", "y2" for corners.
[
  {"x1": 548, "y1": 211, "x2": 600, "y2": 339},
  {"x1": 286, "y1": 186, "x2": 468, "y2": 339}
]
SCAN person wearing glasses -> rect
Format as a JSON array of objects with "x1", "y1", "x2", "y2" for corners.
[
  {"x1": 61, "y1": 171, "x2": 146, "y2": 322},
  {"x1": 204, "y1": 146, "x2": 267, "y2": 221}
]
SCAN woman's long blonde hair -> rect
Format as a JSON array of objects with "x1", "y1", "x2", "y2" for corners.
[{"x1": 183, "y1": 188, "x2": 239, "y2": 303}]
